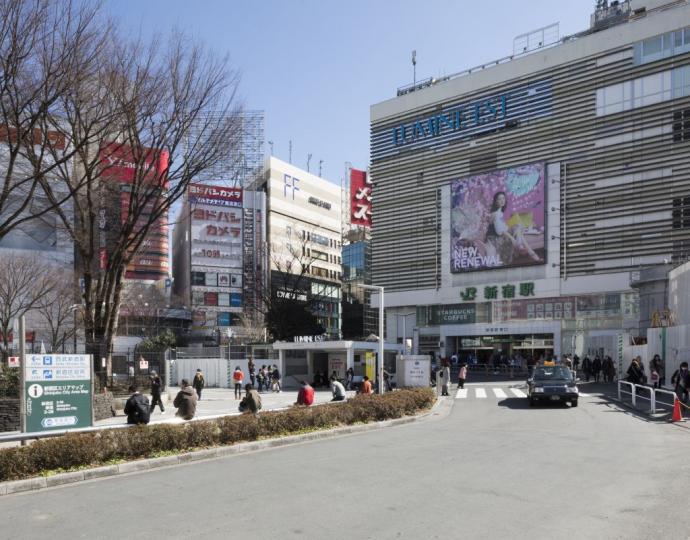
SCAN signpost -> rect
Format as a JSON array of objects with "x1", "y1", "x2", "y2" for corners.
[{"x1": 23, "y1": 354, "x2": 93, "y2": 433}]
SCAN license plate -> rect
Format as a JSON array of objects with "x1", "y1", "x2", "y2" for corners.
[{"x1": 550, "y1": 395, "x2": 560, "y2": 401}]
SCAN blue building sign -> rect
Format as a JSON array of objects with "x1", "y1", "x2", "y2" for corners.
[{"x1": 371, "y1": 79, "x2": 552, "y2": 159}]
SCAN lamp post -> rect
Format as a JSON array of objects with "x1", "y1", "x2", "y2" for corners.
[
  {"x1": 395, "y1": 312, "x2": 415, "y2": 354},
  {"x1": 360, "y1": 284, "x2": 384, "y2": 394}
]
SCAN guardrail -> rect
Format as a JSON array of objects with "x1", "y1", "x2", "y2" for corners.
[{"x1": 617, "y1": 380, "x2": 679, "y2": 415}]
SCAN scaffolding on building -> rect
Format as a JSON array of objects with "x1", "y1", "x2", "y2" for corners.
[{"x1": 186, "y1": 110, "x2": 265, "y2": 188}]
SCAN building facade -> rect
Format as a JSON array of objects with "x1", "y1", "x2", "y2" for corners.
[
  {"x1": 172, "y1": 184, "x2": 266, "y2": 344},
  {"x1": 370, "y1": 0, "x2": 690, "y2": 369},
  {"x1": 256, "y1": 157, "x2": 342, "y2": 339}
]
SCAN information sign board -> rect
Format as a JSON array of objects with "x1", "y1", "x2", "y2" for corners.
[{"x1": 24, "y1": 354, "x2": 92, "y2": 433}]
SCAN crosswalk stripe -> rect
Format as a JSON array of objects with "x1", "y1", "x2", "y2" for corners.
[
  {"x1": 455, "y1": 388, "x2": 468, "y2": 399},
  {"x1": 579, "y1": 392, "x2": 589, "y2": 397},
  {"x1": 511, "y1": 388, "x2": 527, "y2": 398},
  {"x1": 492, "y1": 388, "x2": 507, "y2": 398},
  {"x1": 475, "y1": 388, "x2": 487, "y2": 399}
]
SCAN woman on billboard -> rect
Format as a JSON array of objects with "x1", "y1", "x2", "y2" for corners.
[{"x1": 485, "y1": 191, "x2": 540, "y2": 265}]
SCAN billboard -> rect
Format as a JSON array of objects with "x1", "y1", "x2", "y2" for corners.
[
  {"x1": 350, "y1": 168, "x2": 372, "y2": 227},
  {"x1": 189, "y1": 184, "x2": 242, "y2": 208},
  {"x1": 99, "y1": 143, "x2": 170, "y2": 281},
  {"x1": 190, "y1": 206, "x2": 243, "y2": 268},
  {"x1": 450, "y1": 162, "x2": 546, "y2": 273}
]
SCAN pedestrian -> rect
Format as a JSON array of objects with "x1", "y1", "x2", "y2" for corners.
[
  {"x1": 149, "y1": 371, "x2": 165, "y2": 413},
  {"x1": 239, "y1": 383, "x2": 262, "y2": 415},
  {"x1": 440, "y1": 361, "x2": 450, "y2": 396},
  {"x1": 192, "y1": 368, "x2": 205, "y2": 400},
  {"x1": 330, "y1": 376, "x2": 346, "y2": 402},
  {"x1": 573, "y1": 355, "x2": 580, "y2": 373},
  {"x1": 592, "y1": 356, "x2": 602, "y2": 383},
  {"x1": 345, "y1": 367, "x2": 354, "y2": 390},
  {"x1": 257, "y1": 366, "x2": 266, "y2": 392},
  {"x1": 124, "y1": 385, "x2": 150, "y2": 425},
  {"x1": 271, "y1": 364, "x2": 282, "y2": 392},
  {"x1": 295, "y1": 380, "x2": 315, "y2": 406},
  {"x1": 582, "y1": 356, "x2": 592, "y2": 382},
  {"x1": 383, "y1": 369, "x2": 393, "y2": 392},
  {"x1": 233, "y1": 366, "x2": 244, "y2": 399},
  {"x1": 671, "y1": 361, "x2": 690, "y2": 403},
  {"x1": 458, "y1": 362, "x2": 468, "y2": 389},
  {"x1": 248, "y1": 360, "x2": 256, "y2": 388},
  {"x1": 173, "y1": 379, "x2": 198, "y2": 420},
  {"x1": 650, "y1": 369, "x2": 660, "y2": 389},
  {"x1": 650, "y1": 354, "x2": 663, "y2": 385},
  {"x1": 360, "y1": 375, "x2": 373, "y2": 395},
  {"x1": 627, "y1": 359, "x2": 644, "y2": 385}
]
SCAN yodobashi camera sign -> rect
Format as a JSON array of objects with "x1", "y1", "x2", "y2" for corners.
[{"x1": 24, "y1": 354, "x2": 93, "y2": 433}]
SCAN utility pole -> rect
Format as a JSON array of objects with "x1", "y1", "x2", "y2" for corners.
[
  {"x1": 307, "y1": 153, "x2": 312, "y2": 173},
  {"x1": 412, "y1": 50, "x2": 417, "y2": 86},
  {"x1": 318, "y1": 159, "x2": 324, "y2": 178},
  {"x1": 19, "y1": 315, "x2": 26, "y2": 441}
]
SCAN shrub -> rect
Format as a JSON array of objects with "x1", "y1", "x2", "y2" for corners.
[{"x1": 0, "y1": 388, "x2": 434, "y2": 482}]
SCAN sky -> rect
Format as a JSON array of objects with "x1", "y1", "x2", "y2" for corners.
[{"x1": 105, "y1": 0, "x2": 594, "y2": 185}]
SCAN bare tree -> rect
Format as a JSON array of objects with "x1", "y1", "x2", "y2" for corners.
[
  {"x1": 0, "y1": 254, "x2": 57, "y2": 357},
  {"x1": 258, "y1": 224, "x2": 340, "y2": 341},
  {"x1": 0, "y1": 0, "x2": 106, "y2": 241},
  {"x1": 35, "y1": 274, "x2": 78, "y2": 353},
  {"x1": 40, "y1": 29, "x2": 243, "y2": 372}
]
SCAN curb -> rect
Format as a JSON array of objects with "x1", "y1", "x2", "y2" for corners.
[{"x1": 0, "y1": 396, "x2": 448, "y2": 496}]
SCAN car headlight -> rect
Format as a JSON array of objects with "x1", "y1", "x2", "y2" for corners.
[
  {"x1": 533, "y1": 387, "x2": 545, "y2": 393},
  {"x1": 567, "y1": 386, "x2": 579, "y2": 393}
]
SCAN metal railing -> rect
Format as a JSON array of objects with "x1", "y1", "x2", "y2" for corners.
[{"x1": 617, "y1": 380, "x2": 679, "y2": 415}]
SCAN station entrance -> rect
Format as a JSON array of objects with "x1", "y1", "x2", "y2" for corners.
[{"x1": 449, "y1": 334, "x2": 555, "y2": 366}]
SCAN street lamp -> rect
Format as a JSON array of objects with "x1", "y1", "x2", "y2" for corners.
[
  {"x1": 360, "y1": 284, "x2": 384, "y2": 394},
  {"x1": 395, "y1": 312, "x2": 415, "y2": 354}
]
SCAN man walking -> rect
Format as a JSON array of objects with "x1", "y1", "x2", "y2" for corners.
[
  {"x1": 271, "y1": 364, "x2": 282, "y2": 393},
  {"x1": 149, "y1": 371, "x2": 165, "y2": 413},
  {"x1": 173, "y1": 379, "x2": 198, "y2": 420},
  {"x1": 672, "y1": 361, "x2": 690, "y2": 403},
  {"x1": 192, "y1": 368, "x2": 205, "y2": 400}
]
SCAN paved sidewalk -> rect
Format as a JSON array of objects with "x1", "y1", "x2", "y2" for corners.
[{"x1": 97, "y1": 387, "x2": 352, "y2": 427}]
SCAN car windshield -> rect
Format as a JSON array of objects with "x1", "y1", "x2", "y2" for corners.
[{"x1": 533, "y1": 367, "x2": 573, "y2": 381}]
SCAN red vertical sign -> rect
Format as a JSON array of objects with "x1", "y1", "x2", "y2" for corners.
[{"x1": 350, "y1": 168, "x2": 372, "y2": 227}]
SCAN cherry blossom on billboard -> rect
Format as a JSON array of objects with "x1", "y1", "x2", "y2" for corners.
[{"x1": 450, "y1": 162, "x2": 546, "y2": 273}]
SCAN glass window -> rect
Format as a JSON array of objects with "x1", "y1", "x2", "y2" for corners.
[
  {"x1": 663, "y1": 33, "x2": 673, "y2": 51},
  {"x1": 675, "y1": 30, "x2": 683, "y2": 48},
  {"x1": 685, "y1": 28, "x2": 690, "y2": 45},
  {"x1": 643, "y1": 35, "x2": 663, "y2": 56},
  {"x1": 191, "y1": 272, "x2": 205, "y2": 286}
]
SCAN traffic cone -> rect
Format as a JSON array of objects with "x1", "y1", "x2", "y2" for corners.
[{"x1": 672, "y1": 397, "x2": 683, "y2": 422}]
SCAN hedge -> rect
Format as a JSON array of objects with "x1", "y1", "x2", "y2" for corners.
[{"x1": 0, "y1": 388, "x2": 435, "y2": 481}]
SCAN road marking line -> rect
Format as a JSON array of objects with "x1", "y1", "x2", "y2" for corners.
[
  {"x1": 492, "y1": 388, "x2": 507, "y2": 398},
  {"x1": 511, "y1": 388, "x2": 527, "y2": 398},
  {"x1": 475, "y1": 388, "x2": 487, "y2": 399},
  {"x1": 455, "y1": 388, "x2": 468, "y2": 399},
  {"x1": 579, "y1": 392, "x2": 590, "y2": 397}
]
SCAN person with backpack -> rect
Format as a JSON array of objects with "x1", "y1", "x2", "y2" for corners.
[
  {"x1": 256, "y1": 365, "x2": 266, "y2": 392},
  {"x1": 192, "y1": 369, "x2": 205, "y2": 400},
  {"x1": 149, "y1": 371, "x2": 165, "y2": 413},
  {"x1": 124, "y1": 385, "x2": 150, "y2": 425}
]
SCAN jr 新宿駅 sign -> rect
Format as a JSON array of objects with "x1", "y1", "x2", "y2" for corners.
[{"x1": 370, "y1": 79, "x2": 552, "y2": 159}]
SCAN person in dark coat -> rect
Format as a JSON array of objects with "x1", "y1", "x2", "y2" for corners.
[
  {"x1": 173, "y1": 379, "x2": 198, "y2": 420},
  {"x1": 192, "y1": 369, "x2": 205, "y2": 400},
  {"x1": 149, "y1": 371, "x2": 164, "y2": 413},
  {"x1": 671, "y1": 362, "x2": 690, "y2": 403},
  {"x1": 581, "y1": 356, "x2": 592, "y2": 382},
  {"x1": 124, "y1": 385, "x2": 150, "y2": 425},
  {"x1": 592, "y1": 356, "x2": 602, "y2": 383},
  {"x1": 239, "y1": 383, "x2": 262, "y2": 414},
  {"x1": 627, "y1": 359, "x2": 644, "y2": 385}
]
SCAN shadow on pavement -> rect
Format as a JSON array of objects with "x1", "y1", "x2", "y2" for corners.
[{"x1": 497, "y1": 397, "x2": 571, "y2": 410}]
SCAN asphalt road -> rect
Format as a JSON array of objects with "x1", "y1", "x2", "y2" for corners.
[{"x1": 4, "y1": 381, "x2": 689, "y2": 540}]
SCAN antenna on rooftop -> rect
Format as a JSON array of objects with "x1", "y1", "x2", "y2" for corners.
[
  {"x1": 412, "y1": 50, "x2": 417, "y2": 86},
  {"x1": 289, "y1": 140, "x2": 292, "y2": 164},
  {"x1": 307, "y1": 153, "x2": 312, "y2": 172},
  {"x1": 318, "y1": 159, "x2": 323, "y2": 178}
]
